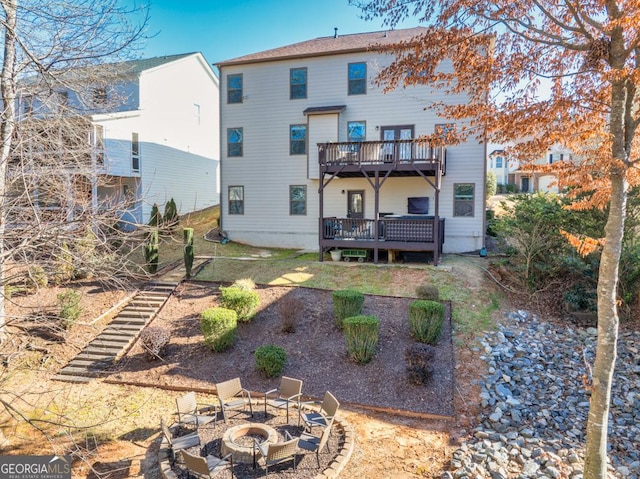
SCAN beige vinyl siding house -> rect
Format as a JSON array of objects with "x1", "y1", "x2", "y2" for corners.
[{"x1": 218, "y1": 28, "x2": 486, "y2": 263}]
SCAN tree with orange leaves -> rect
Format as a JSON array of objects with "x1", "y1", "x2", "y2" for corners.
[{"x1": 353, "y1": 1, "x2": 640, "y2": 478}]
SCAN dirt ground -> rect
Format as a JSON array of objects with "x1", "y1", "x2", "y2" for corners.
[{"x1": 1, "y1": 260, "x2": 488, "y2": 479}]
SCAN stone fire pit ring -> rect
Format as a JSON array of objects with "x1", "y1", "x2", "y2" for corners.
[{"x1": 221, "y1": 423, "x2": 278, "y2": 464}]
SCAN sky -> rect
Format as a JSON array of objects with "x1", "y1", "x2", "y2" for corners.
[{"x1": 140, "y1": 0, "x2": 421, "y2": 69}]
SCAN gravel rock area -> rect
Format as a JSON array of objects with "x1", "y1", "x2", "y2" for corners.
[{"x1": 444, "y1": 310, "x2": 640, "y2": 479}]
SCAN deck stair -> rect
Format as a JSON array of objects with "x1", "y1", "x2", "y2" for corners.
[{"x1": 52, "y1": 281, "x2": 177, "y2": 384}]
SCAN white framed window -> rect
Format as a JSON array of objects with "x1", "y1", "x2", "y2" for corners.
[
  {"x1": 453, "y1": 183, "x2": 474, "y2": 217},
  {"x1": 229, "y1": 185, "x2": 244, "y2": 214},
  {"x1": 348, "y1": 62, "x2": 366, "y2": 95},
  {"x1": 290, "y1": 125, "x2": 307, "y2": 155},
  {"x1": 289, "y1": 185, "x2": 307, "y2": 215}
]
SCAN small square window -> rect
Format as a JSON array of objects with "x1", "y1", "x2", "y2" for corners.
[
  {"x1": 290, "y1": 125, "x2": 307, "y2": 155},
  {"x1": 229, "y1": 186, "x2": 244, "y2": 215},
  {"x1": 290, "y1": 68, "x2": 307, "y2": 99},
  {"x1": 290, "y1": 185, "x2": 307, "y2": 215},
  {"x1": 453, "y1": 183, "x2": 474, "y2": 217},
  {"x1": 348, "y1": 62, "x2": 367, "y2": 95},
  {"x1": 227, "y1": 128, "x2": 243, "y2": 157},
  {"x1": 227, "y1": 74, "x2": 243, "y2": 104}
]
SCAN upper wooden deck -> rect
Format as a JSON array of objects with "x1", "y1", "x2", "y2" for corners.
[{"x1": 319, "y1": 140, "x2": 446, "y2": 178}]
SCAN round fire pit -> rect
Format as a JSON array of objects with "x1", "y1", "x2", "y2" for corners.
[{"x1": 221, "y1": 423, "x2": 278, "y2": 464}]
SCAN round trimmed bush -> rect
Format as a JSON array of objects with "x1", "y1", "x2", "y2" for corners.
[
  {"x1": 415, "y1": 284, "x2": 440, "y2": 301},
  {"x1": 343, "y1": 315, "x2": 379, "y2": 364},
  {"x1": 220, "y1": 286, "x2": 260, "y2": 322},
  {"x1": 255, "y1": 345, "x2": 287, "y2": 378},
  {"x1": 201, "y1": 307, "x2": 237, "y2": 351},
  {"x1": 332, "y1": 289, "x2": 364, "y2": 328},
  {"x1": 408, "y1": 300, "x2": 445, "y2": 344}
]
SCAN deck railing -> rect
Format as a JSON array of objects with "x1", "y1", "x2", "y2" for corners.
[
  {"x1": 319, "y1": 140, "x2": 445, "y2": 170},
  {"x1": 323, "y1": 217, "x2": 444, "y2": 243}
]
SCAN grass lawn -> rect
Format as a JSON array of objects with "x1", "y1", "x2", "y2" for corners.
[{"x1": 147, "y1": 205, "x2": 501, "y2": 336}]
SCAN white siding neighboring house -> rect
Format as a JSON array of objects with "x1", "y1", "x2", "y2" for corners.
[
  {"x1": 17, "y1": 53, "x2": 220, "y2": 227},
  {"x1": 495, "y1": 145, "x2": 573, "y2": 193},
  {"x1": 217, "y1": 28, "x2": 487, "y2": 263},
  {"x1": 488, "y1": 149, "x2": 518, "y2": 187}
]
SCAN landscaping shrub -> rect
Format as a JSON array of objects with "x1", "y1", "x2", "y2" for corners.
[
  {"x1": 232, "y1": 278, "x2": 256, "y2": 291},
  {"x1": 139, "y1": 326, "x2": 171, "y2": 360},
  {"x1": 28, "y1": 265, "x2": 49, "y2": 289},
  {"x1": 486, "y1": 171, "x2": 497, "y2": 199},
  {"x1": 163, "y1": 198, "x2": 179, "y2": 230},
  {"x1": 343, "y1": 315, "x2": 379, "y2": 364},
  {"x1": 220, "y1": 286, "x2": 260, "y2": 322},
  {"x1": 183, "y1": 228, "x2": 194, "y2": 278},
  {"x1": 332, "y1": 289, "x2": 364, "y2": 329},
  {"x1": 415, "y1": 284, "x2": 439, "y2": 301},
  {"x1": 409, "y1": 300, "x2": 445, "y2": 344},
  {"x1": 255, "y1": 345, "x2": 287, "y2": 377},
  {"x1": 200, "y1": 307, "x2": 237, "y2": 351},
  {"x1": 406, "y1": 343, "x2": 436, "y2": 384},
  {"x1": 148, "y1": 203, "x2": 160, "y2": 227},
  {"x1": 278, "y1": 295, "x2": 302, "y2": 333},
  {"x1": 57, "y1": 289, "x2": 83, "y2": 329},
  {"x1": 54, "y1": 242, "x2": 75, "y2": 284},
  {"x1": 563, "y1": 283, "x2": 597, "y2": 312},
  {"x1": 144, "y1": 229, "x2": 159, "y2": 274},
  {"x1": 619, "y1": 236, "x2": 640, "y2": 319}
]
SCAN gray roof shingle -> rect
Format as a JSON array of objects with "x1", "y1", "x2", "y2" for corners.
[
  {"x1": 113, "y1": 53, "x2": 197, "y2": 75},
  {"x1": 217, "y1": 27, "x2": 427, "y2": 67}
]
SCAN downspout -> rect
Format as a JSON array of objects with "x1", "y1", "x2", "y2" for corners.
[
  {"x1": 318, "y1": 143, "x2": 325, "y2": 262},
  {"x1": 216, "y1": 63, "x2": 224, "y2": 237}
]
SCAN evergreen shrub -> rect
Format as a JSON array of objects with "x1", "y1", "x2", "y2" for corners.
[
  {"x1": 201, "y1": 307, "x2": 237, "y2": 351},
  {"x1": 58, "y1": 289, "x2": 83, "y2": 329},
  {"x1": 343, "y1": 315, "x2": 379, "y2": 364},
  {"x1": 332, "y1": 289, "x2": 364, "y2": 329},
  {"x1": 183, "y1": 228, "x2": 194, "y2": 278},
  {"x1": 220, "y1": 286, "x2": 260, "y2": 322},
  {"x1": 255, "y1": 345, "x2": 287, "y2": 377},
  {"x1": 409, "y1": 300, "x2": 445, "y2": 344},
  {"x1": 144, "y1": 229, "x2": 159, "y2": 274},
  {"x1": 415, "y1": 284, "x2": 440, "y2": 301}
]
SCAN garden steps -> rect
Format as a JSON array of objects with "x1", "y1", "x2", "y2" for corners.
[{"x1": 53, "y1": 281, "x2": 177, "y2": 383}]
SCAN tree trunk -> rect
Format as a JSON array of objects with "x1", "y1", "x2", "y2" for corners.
[
  {"x1": 0, "y1": 0, "x2": 18, "y2": 342},
  {"x1": 583, "y1": 170, "x2": 627, "y2": 478}
]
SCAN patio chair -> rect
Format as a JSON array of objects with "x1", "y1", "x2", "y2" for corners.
[
  {"x1": 253, "y1": 430, "x2": 299, "y2": 477},
  {"x1": 263, "y1": 376, "x2": 303, "y2": 423},
  {"x1": 300, "y1": 391, "x2": 339, "y2": 431},
  {"x1": 182, "y1": 449, "x2": 234, "y2": 479},
  {"x1": 160, "y1": 418, "x2": 200, "y2": 464},
  {"x1": 215, "y1": 377, "x2": 253, "y2": 423},
  {"x1": 175, "y1": 391, "x2": 217, "y2": 429},
  {"x1": 297, "y1": 415, "x2": 334, "y2": 467}
]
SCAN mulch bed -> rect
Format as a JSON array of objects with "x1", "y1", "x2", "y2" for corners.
[{"x1": 108, "y1": 282, "x2": 455, "y2": 418}]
